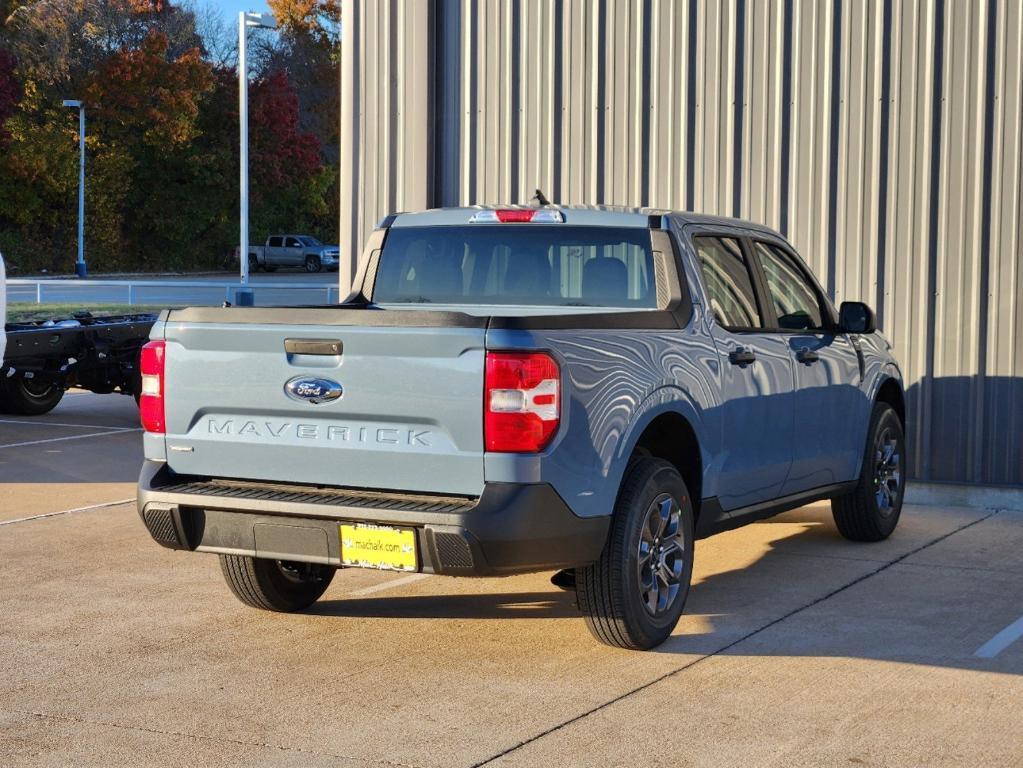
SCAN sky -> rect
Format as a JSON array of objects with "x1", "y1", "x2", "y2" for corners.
[{"x1": 209, "y1": 0, "x2": 273, "y2": 23}]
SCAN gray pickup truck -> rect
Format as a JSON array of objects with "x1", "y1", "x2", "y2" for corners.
[
  {"x1": 138, "y1": 206, "x2": 906, "y2": 650},
  {"x1": 240, "y1": 234, "x2": 341, "y2": 273}
]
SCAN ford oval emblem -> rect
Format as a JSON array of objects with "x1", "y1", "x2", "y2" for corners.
[{"x1": 284, "y1": 376, "x2": 343, "y2": 405}]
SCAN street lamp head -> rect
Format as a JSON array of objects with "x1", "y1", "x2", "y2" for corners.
[
  {"x1": 243, "y1": 11, "x2": 276, "y2": 29},
  {"x1": 62, "y1": 99, "x2": 82, "y2": 108}
]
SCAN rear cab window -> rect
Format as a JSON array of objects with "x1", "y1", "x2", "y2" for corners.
[{"x1": 371, "y1": 226, "x2": 658, "y2": 309}]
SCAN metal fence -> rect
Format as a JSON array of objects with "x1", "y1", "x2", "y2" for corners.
[{"x1": 6, "y1": 279, "x2": 341, "y2": 308}]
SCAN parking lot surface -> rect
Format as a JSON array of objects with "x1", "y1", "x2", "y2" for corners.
[{"x1": 1, "y1": 394, "x2": 1021, "y2": 767}]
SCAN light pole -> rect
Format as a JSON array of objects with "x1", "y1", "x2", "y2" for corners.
[
  {"x1": 237, "y1": 11, "x2": 276, "y2": 303},
  {"x1": 62, "y1": 99, "x2": 87, "y2": 278}
]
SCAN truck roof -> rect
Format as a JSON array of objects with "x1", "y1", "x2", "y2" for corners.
[{"x1": 388, "y1": 205, "x2": 782, "y2": 237}]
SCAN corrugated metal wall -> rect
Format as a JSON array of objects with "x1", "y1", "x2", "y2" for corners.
[{"x1": 339, "y1": 0, "x2": 1023, "y2": 486}]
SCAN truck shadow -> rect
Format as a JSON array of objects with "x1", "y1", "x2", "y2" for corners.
[
  {"x1": 312, "y1": 591, "x2": 579, "y2": 620},
  {"x1": 310, "y1": 503, "x2": 1021, "y2": 675}
]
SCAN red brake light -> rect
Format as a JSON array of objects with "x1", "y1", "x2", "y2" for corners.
[
  {"x1": 485, "y1": 351, "x2": 560, "y2": 452},
  {"x1": 139, "y1": 340, "x2": 166, "y2": 434},
  {"x1": 495, "y1": 209, "x2": 536, "y2": 223}
]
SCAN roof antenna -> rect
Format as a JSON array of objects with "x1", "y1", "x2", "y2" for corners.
[{"x1": 532, "y1": 188, "x2": 551, "y2": 206}]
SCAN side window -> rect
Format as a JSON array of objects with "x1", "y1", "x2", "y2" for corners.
[
  {"x1": 285, "y1": 236, "x2": 301, "y2": 248},
  {"x1": 752, "y1": 242, "x2": 825, "y2": 331},
  {"x1": 693, "y1": 236, "x2": 763, "y2": 329},
  {"x1": 268, "y1": 236, "x2": 282, "y2": 248}
]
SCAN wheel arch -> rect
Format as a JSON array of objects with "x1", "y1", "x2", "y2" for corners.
[
  {"x1": 615, "y1": 393, "x2": 706, "y2": 524},
  {"x1": 875, "y1": 375, "x2": 906, "y2": 426}
]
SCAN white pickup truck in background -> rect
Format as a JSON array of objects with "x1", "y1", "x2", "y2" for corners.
[{"x1": 234, "y1": 234, "x2": 341, "y2": 273}]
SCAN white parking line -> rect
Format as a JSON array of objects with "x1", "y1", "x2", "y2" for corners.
[
  {"x1": 0, "y1": 498, "x2": 136, "y2": 526},
  {"x1": 0, "y1": 429, "x2": 141, "y2": 449},
  {"x1": 974, "y1": 615, "x2": 1023, "y2": 659},
  {"x1": 0, "y1": 418, "x2": 131, "y2": 430},
  {"x1": 349, "y1": 573, "x2": 431, "y2": 596}
]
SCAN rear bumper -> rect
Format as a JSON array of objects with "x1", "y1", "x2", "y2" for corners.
[{"x1": 136, "y1": 461, "x2": 609, "y2": 576}]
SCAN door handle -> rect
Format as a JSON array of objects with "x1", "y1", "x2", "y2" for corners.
[
  {"x1": 728, "y1": 347, "x2": 756, "y2": 366},
  {"x1": 796, "y1": 347, "x2": 820, "y2": 364}
]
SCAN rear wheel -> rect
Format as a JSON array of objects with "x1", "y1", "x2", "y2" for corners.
[
  {"x1": 831, "y1": 402, "x2": 905, "y2": 542},
  {"x1": 247, "y1": 253, "x2": 260, "y2": 273},
  {"x1": 219, "y1": 555, "x2": 335, "y2": 612},
  {"x1": 304, "y1": 255, "x2": 321, "y2": 273},
  {"x1": 0, "y1": 378, "x2": 65, "y2": 415},
  {"x1": 576, "y1": 457, "x2": 694, "y2": 650}
]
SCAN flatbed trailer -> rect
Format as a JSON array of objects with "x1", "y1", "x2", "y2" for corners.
[{"x1": 1, "y1": 312, "x2": 156, "y2": 415}]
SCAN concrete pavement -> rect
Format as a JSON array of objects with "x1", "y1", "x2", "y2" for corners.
[{"x1": 0, "y1": 394, "x2": 1020, "y2": 767}]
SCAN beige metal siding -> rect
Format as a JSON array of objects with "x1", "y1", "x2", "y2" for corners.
[{"x1": 340, "y1": 0, "x2": 1023, "y2": 486}]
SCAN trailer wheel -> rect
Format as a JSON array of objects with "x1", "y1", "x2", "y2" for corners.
[{"x1": 0, "y1": 379, "x2": 65, "y2": 415}]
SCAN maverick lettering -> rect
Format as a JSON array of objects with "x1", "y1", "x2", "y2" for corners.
[{"x1": 207, "y1": 419, "x2": 431, "y2": 446}]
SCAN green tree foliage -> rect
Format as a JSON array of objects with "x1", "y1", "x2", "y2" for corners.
[{"x1": 0, "y1": 0, "x2": 338, "y2": 274}]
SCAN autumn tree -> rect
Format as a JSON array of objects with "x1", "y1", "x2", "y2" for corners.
[
  {"x1": 0, "y1": 0, "x2": 337, "y2": 273},
  {"x1": 4, "y1": 0, "x2": 202, "y2": 93},
  {"x1": 80, "y1": 29, "x2": 222, "y2": 269},
  {"x1": 0, "y1": 0, "x2": 30, "y2": 25},
  {"x1": 266, "y1": 0, "x2": 340, "y2": 45},
  {"x1": 247, "y1": 69, "x2": 332, "y2": 241},
  {"x1": 84, "y1": 29, "x2": 213, "y2": 148},
  {"x1": 0, "y1": 48, "x2": 20, "y2": 144}
]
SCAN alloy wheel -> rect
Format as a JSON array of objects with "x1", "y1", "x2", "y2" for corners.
[
  {"x1": 636, "y1": 493, "x2": 687, "y2": 617},
  {"x1": 873, "y1": 427, "x2": 902, "y2": 515}
]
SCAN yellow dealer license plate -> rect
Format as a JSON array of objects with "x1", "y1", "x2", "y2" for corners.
[{"x1": 340, "y1": 524, "x2": 418, "y2": 571}]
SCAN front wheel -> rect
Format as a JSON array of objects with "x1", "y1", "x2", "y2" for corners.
[
  {"x1": 219, "y1": 555, "x2": 335, "y2": 612},
  {"x1": 304, "y1": 255, "x2": 322, "y2": 273},
  {"x1": 831, "y1": 402, "x2": 906, "y2": 542},
  {"x1": 0, "y1": 378, "x2": 65, "y2": 415},
  {"x1": 575, "y1": 457, "x2": 695, "y2": 650}
]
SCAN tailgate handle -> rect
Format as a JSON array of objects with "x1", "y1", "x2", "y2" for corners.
[{"x1": 284, "y1": 338, "x2": 343, "y2": 356}]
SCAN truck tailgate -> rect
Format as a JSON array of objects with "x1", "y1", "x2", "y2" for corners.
[{"x1": 159, "y1": 308, "x2": 486, "y2": 496}]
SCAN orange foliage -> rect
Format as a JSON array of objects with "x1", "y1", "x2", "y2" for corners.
[{"x1": 83, "y1": 30, "x2": 213, "y2": 147}]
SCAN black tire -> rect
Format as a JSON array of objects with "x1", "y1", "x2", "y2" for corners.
[
  {"x1": 831, "y1": 402, "x2": 906, "y2": 542},
  {"x1": 219, "y1": 555, "x2": 335, "y2": 612},
  {"x1": 304, "y1": 255, "x2": 321, "y2": 273},
  {"x1": 248, "y1": 253, "x2": 260, "y2": 273},
  {"x1": 576, "y1": 457, "x2": 695, "y2": 650},
  {"x1": 0, "y1": 378, "x2": 65, "y2": 415},
  {"x1": 264, "y1": 265, "x2": 277, "y2": 273}
]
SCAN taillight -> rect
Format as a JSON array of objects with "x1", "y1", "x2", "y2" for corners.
[
  {"x1": 484, "y1": 351, "x2": 560, "y2": 452},
  {"x1": 139, "y1": 340, "x2": 166, "y2": 434}
]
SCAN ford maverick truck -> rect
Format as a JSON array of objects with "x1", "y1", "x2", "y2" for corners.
[{"x1": 137, "y1": 206, "x2": 906, "y2": 650}]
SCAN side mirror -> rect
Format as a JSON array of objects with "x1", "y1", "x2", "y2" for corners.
[{"x1": 838, "y1": 301, "x2": 876, "y2": 334}]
